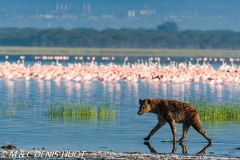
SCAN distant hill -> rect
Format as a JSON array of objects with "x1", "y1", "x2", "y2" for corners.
[{"x1": 0, "y1": 0, "x2": 239, "y2": 31}]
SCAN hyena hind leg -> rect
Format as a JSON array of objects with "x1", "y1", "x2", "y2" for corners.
[{"x1": 191, "y1": 117, "x2": 212, "y2": 143}]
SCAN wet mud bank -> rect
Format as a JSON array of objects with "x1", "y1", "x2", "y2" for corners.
[{"x1": 1, "y1": 149, "x2": 239, "y2": 160}]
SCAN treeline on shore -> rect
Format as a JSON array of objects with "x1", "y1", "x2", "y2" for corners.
[{"x1": 0, "y1": 26, "x2": 239, "y2": 49}]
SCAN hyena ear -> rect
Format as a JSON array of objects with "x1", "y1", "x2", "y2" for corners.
[
  {"x1": 139, "y1": 99, "x2": 143, "y2": 104},
  {"x1": 147, "y1": 98, "x2": 151, "y2": 104}
]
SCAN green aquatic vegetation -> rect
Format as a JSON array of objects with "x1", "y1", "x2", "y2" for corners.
[
  {"x1": 184, "y1": 95, "x2": 240, "y2": 121},
  {"x1": 0, "y1": 103, "x2": 16, "y2": 115},
  {"x1": 195, "y1": 103, "x2": 240, "y2": 121},
  {"x1": 5, "y1": 107, "x2": 15, "y2": 114},
  {"x1": 0, "y1": 101, "x2": 38, "y2": 117},
  {"x1": 48, "y1": 102, "x2": 117, "y2": 120}
]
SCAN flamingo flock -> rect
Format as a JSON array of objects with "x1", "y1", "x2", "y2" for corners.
[{"x1": 0, "y1": 56, "x2": 240, "y2": 84}]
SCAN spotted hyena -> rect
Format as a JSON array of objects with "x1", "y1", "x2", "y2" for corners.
[{"x1": 137, "y1": 98, "x2": 212, "y2": 143}]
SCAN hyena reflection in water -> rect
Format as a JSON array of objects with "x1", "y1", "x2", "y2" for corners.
[
  {"x1": 137, "y1": 98, "x2": 212, "y2": 143},
  {"x1": 144, "y1": 141, "x2": 212, "y2": 154}
]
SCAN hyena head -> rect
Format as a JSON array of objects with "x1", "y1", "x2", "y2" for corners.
[{"x1": 137, "y1": 98, "x2": 152, "y2": 115}]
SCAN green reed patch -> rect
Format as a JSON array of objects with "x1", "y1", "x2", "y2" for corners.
[
  {"x1": 48, "y1": 102, "x2": 117, "y2": 120},
  {"x1": 184, "y1": 96, "x2": 240, "y2": 121},
  {"x1": 0, "y1": 101, "x2": 30, "y2": 116}
]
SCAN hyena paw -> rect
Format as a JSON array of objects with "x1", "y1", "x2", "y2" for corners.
[
  {"x1": 208, "y1": 139, "x2": 212, "y2": 144},
  {"x1": 144, "y1": 137, "x2": 150, "y2": 141},
  {"x1": 178, "y1": 138, "x2": 184, "y2": 142}
]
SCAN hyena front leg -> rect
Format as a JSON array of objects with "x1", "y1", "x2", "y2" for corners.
[
  {"x1": 144, "y1": 116, "x2": 166, "y2": 141},
  {"x1": 178, "y1": 122, "x2": 191, "y2": 142},
  {"x1": 168, "y1": 120, "x2": 177, "y2": 142}
]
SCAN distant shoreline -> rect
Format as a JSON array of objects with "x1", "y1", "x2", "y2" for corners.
[{"x1": 0, "y1": 47, "x2": 240, "y2": 57}]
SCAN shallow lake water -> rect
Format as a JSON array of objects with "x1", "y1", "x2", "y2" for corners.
[{"x1": 1, "y1": 55, "x2": 240, "y2": 157}]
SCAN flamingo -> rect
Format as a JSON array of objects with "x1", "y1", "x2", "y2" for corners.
[{"x1": 1, "y1": 55, "x2": 240, "y2": 85}]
